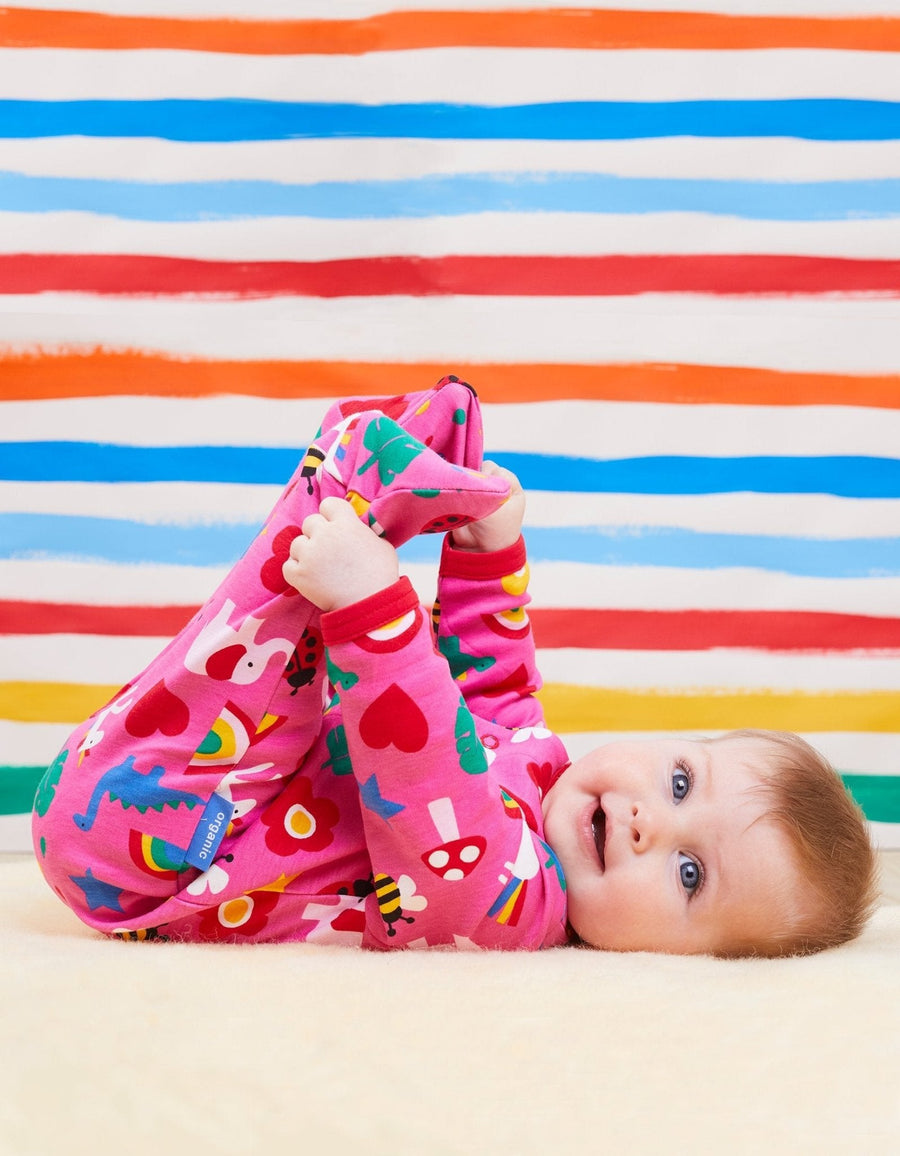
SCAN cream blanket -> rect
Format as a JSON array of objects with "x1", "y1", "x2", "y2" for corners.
[{"x1": 2, "y1": 854, "x2": 898, "y2": 1155}]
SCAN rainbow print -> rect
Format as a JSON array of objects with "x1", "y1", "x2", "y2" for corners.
[
  {"x1": 127, "y1": 829, "x2": 188, "y2": 880},
  {"x1": 1, "y1": 1, "x2": 898, "y2": 853}
]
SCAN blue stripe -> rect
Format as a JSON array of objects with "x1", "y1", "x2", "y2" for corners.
[
  {"x1": 3, "y1": 169, "x2": 899, "y2": 222},
  {"x1": 4, "y1": 444, "x2": 900, "y2": 497},
  {"x1": 2, "y1": 513, "x2": 898, "y2": 578},
  {"x1": 404, "y1": 525, "x2": 900, "y2": 578},
  {"x1": 492, "y1": 453, "x2": 900, "y2": 499},
  {"x1": 0, "y1": 443, "x2": 291, "y2": 484},
  {"x1": 0, "y1": 513, "x2": 256, "y2": 568},
  {"x1": 0, "y1": 100, "x2": 898, "y2": 142}
]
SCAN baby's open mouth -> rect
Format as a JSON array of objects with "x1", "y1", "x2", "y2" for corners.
[{"x1": 591, "y1": 805, "x2": 606, "y2": 871}]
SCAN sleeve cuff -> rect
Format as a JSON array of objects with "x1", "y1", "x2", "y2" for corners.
[
  {"x1": 440, "y1": 534, "x2": 526, "y2": 581},
  {"x1": 321, "y1": 577, "x2": 420, "y2": 647}
]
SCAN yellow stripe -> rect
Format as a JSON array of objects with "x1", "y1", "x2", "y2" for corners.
[
  {"x1": 496, "y1": 882, "x2": 524, "y2": 925},
  {"x1": 0, "y1": 682, "x2": 119, "y2": 724},
  {"x1": 539, "y1": 685, "x2": 900, "y2": 734},
  {"x1": 3, "y1": 680, "x2": 899, "y2": 734}
]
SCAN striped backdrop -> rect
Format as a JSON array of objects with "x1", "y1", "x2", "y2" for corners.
[{"x1": 1, "y1": 1, "x2": 899, "y2": 854}]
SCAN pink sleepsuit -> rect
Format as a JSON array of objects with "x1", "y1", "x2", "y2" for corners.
[{"x1": 33, "y1": 378, "x2": 571, "y2": 950}]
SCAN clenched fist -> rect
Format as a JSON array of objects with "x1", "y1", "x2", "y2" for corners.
[{"x1": 282, "y1": 497, "x2": 400, "y2": 612}]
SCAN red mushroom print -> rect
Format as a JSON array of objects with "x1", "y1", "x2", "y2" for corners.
[{"x1": 421, "y1": 796, "x2": 486, "y2": 882}]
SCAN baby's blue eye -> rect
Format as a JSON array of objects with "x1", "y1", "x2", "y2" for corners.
[
  {"x1": 678, "y1": 853, "x2": 702, "y2": 894},
  {"x1": 672, "y1": 765, "x2": 691, "y2": 802}
]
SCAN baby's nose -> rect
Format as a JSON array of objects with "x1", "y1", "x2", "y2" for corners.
[
  {"x1": 629, "y1": 802, "x2": 664, "y2": 851},
  {"x1": 630, "y1": 804, "x2": 648, "y2": 850}
]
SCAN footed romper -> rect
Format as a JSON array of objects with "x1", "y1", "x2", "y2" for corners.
[{"x1": 33, "y1": 378, "x2": 571, "y2": 950}]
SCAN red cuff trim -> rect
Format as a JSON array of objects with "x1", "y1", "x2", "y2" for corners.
[
  {"x1": 440, "y1": 534, "x2": 527, "y2": 580},
  {"x1": 321, "y1": 577, "x2": 419, "y2": 647}
]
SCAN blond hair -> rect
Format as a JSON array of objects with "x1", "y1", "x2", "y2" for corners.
[{"x1": 712, "y1": 729, "x2": 879, "y2": 958}]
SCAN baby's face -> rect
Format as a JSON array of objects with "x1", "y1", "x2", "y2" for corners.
[{"x1": 541, "y1": 736, "x2": 808, "y2": 955}]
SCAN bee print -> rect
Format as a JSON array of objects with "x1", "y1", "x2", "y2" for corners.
[
  {"x1": 373, "y1": 872, "x2": 416, "y2": 937},
  {"x1": 112, "y1": 927, "x2": 168, "y2": 943},
  {"x1": 300, "y1": 445, "x2": 326, "y2": 494}
]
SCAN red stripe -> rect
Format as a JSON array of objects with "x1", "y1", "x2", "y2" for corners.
[
  {"x1": 4, "y1": 600, "x2": 900, "y2": 652},
  {"x1": 530, "y1": 609, "x2": 900, "y2": 652},
  {"x1": 0, "y1": 601, "x2": 194, "y2": 637},
  {"x1": 2, "y1": 254, "x2": 900, "y2": 297}
]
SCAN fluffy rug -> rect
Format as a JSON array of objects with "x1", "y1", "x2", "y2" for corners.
[{"x1": 2, "y1": 853, "x2": 897, "y2": 1155}]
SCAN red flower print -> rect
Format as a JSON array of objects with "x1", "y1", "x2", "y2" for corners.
[
  {"x1": 261, "y1": 774, "x2": 340, "y2": 857},
  {"x1": 197, "y1": 888, "x2": 280, "y2": 941}
]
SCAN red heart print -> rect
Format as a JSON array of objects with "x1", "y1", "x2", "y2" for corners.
[
  {"x1": 359, "y1": 684, "x2": 429, "y2": 752},
  {"x1": 340, "y1": 396, "x2": 409, "y2": 423},
  {"x1": 261, "y1": 524, "x2": 302, "y2": 595},
  {"x1": 125, "y1": 680, "x2": 191, "y2": 738}
]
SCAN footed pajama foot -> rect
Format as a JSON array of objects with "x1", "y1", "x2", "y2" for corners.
[
  {"x1": 296, "y1": 377, "x2": 509, "y2": 548},
  {"x1": 316, "y1": 375, "x2": 486, "y2": 473}
]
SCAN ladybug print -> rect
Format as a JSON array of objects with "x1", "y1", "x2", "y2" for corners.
[
  {"x1": 284, "y1": 627, "x2": 323, "y2": 694},
  {"x1": 434, "y1": 373, "x2": 473, "y2": 394},
  {"x1": 419, "y1": 513, "x2": 472, "y2": 535}
]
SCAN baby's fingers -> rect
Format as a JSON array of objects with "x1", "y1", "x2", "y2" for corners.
[
  {"x1": 318, "y1": 496, "x2": 357, "y2": 522},
  {"x1": 482, "y1": 460, "x2": 521, "y2": 491},
  {"x1": 300, "y1": 496, "x2": 354, "y2": 535},
  {"x1": 299, "y1": 511, "x2": 325, "y2": 540}
]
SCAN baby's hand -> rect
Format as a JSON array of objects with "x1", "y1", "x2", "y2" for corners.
[
  {"x1": 449, "y1": 462, "x2": 525, "y2": 553},
  {"x1": 282, "y1": 497, "x2": 400, "y2": 612}
]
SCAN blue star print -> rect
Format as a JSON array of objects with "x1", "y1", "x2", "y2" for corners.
[
  {"x1": 360, "y1": 774, "x2": 405, "y2": 822},
  {"x1": 69, "y1": 867, "x2": 125, "y2": 913}
]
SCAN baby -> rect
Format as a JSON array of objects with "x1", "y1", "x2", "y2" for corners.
[{"x1": 33, "y1": 378, "x2": 877, "y2": 956}]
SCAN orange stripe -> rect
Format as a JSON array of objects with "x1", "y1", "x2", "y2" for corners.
[
  {"x1": 3, "y1": 350, "x2": 899, "y2": 408},
  {"x1": 1, "y1": 8, "x2": 899, "y2": 54}
]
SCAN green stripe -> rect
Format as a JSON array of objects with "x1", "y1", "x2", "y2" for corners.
[
  {"x1": 0, "y1": 765, "x2": 43, "y2": 816},
  {"x1": 841, "y1": 774, "x2": 900, "y2": 824},
  {"x1": 2, "y1": 764, "x2": 899, "y2": 824}
]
